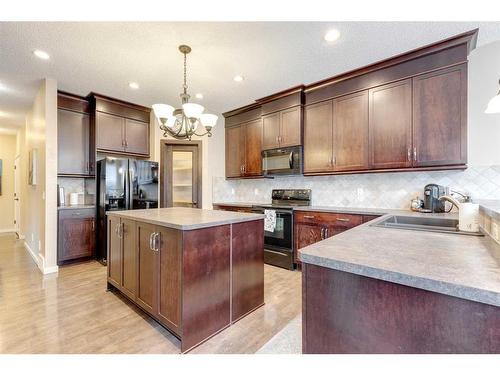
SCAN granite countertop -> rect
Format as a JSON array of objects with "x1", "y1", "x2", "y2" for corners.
[
  {"x1": 299, "y1": 210, "x2": 500, "y2": 307},
  {"x1": 476, "y1": 199, "x2": 500, "y2": 221},
  {"x1": 107, "y1": 207, "x2": 264, "y2": 230},
  {"x1": 58, "y1": 205, "x2": 95, "y2": 210}
]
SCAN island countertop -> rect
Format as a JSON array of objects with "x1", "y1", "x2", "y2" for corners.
[
  {"x1": 299, "y1": 210, "x2": 500, "y2": 307},
  {"x1": 107, "y1": 207, "x2": 263, "y2": 230}
]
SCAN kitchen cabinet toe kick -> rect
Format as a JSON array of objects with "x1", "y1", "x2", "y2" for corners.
[{"x1": 106, "y1": 212, "x2": 265, "y2": 353}]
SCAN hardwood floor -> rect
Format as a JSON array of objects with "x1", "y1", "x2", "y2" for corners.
[{"x1": 0, "y1": 234, "x2": 301, "y2": 354}]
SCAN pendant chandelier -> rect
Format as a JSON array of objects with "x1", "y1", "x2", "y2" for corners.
[{"x1": 152, "y1": 45, "x2": 218, "y2": 140}]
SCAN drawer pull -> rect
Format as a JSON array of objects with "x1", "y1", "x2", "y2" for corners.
[
  {"x1": 336, "y1": 218, "x2": 350, "y2": 222},
  {"x1": 303, "y1": 215, "x2": 315, "y2": 219}
]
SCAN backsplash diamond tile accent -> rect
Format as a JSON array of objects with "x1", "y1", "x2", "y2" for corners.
[{"x1": 212, "y1": 165, "x2": 500, "y2": 209}]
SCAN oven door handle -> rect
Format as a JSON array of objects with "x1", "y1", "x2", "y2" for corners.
[
  {"x1": 289, "y1": 151, "x2": 293, "y2": 169},
  {"x1": 265, "y1": 249, "x2": 289, "y2": 257}
]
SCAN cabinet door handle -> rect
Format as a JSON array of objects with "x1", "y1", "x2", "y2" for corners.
[
  {"x1": 336, "y1": 218, "x2": 350, "y2": 222},
  {"x1": 154, "y1": 233, "x2": 160, "y2": 252},
  {"x1": 413, "y1": 147, "x2": 417, "y2": 161},
  {"x1": 407, "y1": 148, "x2": 411, "y2": 162},
  {"x1": 325, "y1": 228, "x2": 329, "y2": 238},
  {"x1": 332, "y1": 156, "x2": 336, "y2": 166},
  {"x1": 149, "y1": 233, "x2": 155, "y2": 251},
  {"x1": 320, "y1": 227, "x2": 325, "y2": 239},
  {"x1": 91, "y1": 220, "x2": 95, "y2": 231}
]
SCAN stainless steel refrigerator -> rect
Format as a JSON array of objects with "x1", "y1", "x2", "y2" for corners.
[{"x1": 96, "y1": 157, "x2": 159, "y2": 264}]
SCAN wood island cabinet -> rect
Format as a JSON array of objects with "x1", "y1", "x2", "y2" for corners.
[
  {"x1": 106, "y1": 212, "x2": 264, "y2": 352},
  {"x1": 57, "y1": 208, "x2": 96, "y2": 264}
]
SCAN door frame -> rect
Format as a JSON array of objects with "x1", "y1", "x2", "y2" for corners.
[
  {"x1": 160, "y1": 140, "x2": 203, "y2": 208},
  {"x1": 14, "y1": 154, "x2": 21, "y2": 238}
]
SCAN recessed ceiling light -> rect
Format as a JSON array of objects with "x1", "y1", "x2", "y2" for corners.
[
  {"x1": 33, "y1": 49, "x2": 50, "y2": 60},
  {"x1": 233, "y1": 75, "x2": 244, "y2": 82},
  {"x1": 195, "y1": 93, "x2": 203, "y2": 99},
  {"x1": 129, "y1": 82, "x2": 139, "y2": 89},
  {"x1": 324, "y1": 29, "x2": 341, "y2": 43}
]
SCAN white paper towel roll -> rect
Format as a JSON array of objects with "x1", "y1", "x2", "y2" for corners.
[
  {"x1": 69, "y1": 193, "x2": 79, "y2": 206},
  {"x1": 459, "y1": 203, "x2": 480, "y2": 232}
]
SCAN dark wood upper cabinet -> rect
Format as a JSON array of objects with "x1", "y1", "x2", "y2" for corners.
[
  {"x1": 412, "y1": 64, "x2": 467, "y2": 167},
  {"x1": 244, "y1": 119, "x2": 263, "y2": 176},
  {"x1": 224, "y1": 30, "x2": 476, "y2": 177},
  {"x1": 58, "y1": 208, "x2": 95, "y2": 264},
  {"x1": 225, "y1": 125, "x2": 245, "y2": 178},
  {"x1": 58, "y1": 109, "x2": 91, "y2": 176},
  {"x1": 57, "y1": 92, "x2": 94, "y2": 177},
  {"x1": 224, "y1": 104, "x2": 263, "y2": 179},
  {"x1": 96, "y1": 112, "x2": 125, "y2": 152},
  {"x1": 280, "y1": 106, "x2": 302, "y2": 147},
  {"x1": 303, "y1": 100, "x2": 334, "y2": 174},
  {"x1": 262, "y1": 106, "x2": 302, "y2": 150},
  {"x1": 90, "y1": 93, "x2": 151, "y2": 157},
  {"x1": 332, "y1": 90, "x2": 369, "y2": 172},
  {"x1": 262, "y1": 112, "x2": 280, "y2": 150},
  {"x1": 124, "y1": 119, "x2": 150, "y2": 155},
  {"x1": 369, "y1": 79, "x2": 413, "y2": 169}
]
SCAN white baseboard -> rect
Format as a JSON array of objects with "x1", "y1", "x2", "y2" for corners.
[
  {"x1": 0, "y1": 228, "x2": 16, "y2": 234},
  {"x1": 23, "y1": 241, "x2": 59, "y2": 275}
]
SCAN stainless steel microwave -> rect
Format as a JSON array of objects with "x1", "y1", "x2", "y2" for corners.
[{"x1": 262, "y1": 146, "x2": 302, "y2": 176}]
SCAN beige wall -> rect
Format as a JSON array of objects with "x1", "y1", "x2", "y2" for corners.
[
  {"x1": 19, "y1": 78, "x2": 58, "y2": 274},
  {"x1": 0, "y1": 134, "x2": 17, "y2": 232}
]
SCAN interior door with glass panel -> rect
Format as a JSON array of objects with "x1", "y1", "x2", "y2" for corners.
[{"x1": 164, "y1": 144, "x2": 200, "y2": 208}]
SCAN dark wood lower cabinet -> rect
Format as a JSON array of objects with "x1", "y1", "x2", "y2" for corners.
[
  {"x1": 303, "y1": 264, "x2": 500, "y2": 353},
  {"x1": 106, "y1": 216, "x2": 264, "y2": 353},
  {"x1": 57, "y1": 208, "x2": 95, "y2": 264},
  {"x1": 294, "y1": 211, "x2": 371, "y2": 266}
]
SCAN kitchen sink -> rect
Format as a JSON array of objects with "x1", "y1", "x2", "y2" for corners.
[{"x1": 371, "y1": 215, "x2": 484, "y2": 236}]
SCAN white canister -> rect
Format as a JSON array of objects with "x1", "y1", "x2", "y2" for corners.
[
  {"x1": 69, "y1": 193, "x2": 79, "y2": 206},
  {"x1": 459, "y1": 203, "x2": 480, "y2": 232}
]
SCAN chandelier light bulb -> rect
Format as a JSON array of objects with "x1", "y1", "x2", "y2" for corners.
[{"x1": 182, "y1": 103, "x2": 204, "y2": 119}]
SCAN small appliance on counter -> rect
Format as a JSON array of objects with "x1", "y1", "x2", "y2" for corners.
[{"x1": 420, "y1": 184, "x2": 448, "y2": 213}]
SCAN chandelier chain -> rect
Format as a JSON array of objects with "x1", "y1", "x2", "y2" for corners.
[{"x1": 183, "y1": 51, "x2": 187, "y2": 94}]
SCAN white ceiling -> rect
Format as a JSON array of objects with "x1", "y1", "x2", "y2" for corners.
[{"x1": 1, "y1": 21, "x2": 500, "y2": 131}]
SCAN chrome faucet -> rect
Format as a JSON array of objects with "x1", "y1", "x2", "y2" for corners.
[{"x1": 438, "y1": 195, "x2": 462, "y2": 210}]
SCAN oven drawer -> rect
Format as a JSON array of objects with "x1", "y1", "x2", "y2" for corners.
[{"x1": 294, "y1": 211, "x2": 363, "y2": 228}]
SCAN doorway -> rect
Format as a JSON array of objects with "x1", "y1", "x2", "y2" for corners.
[{"x1": 160, "y1": 140, "x2": 202, "y2": 208}]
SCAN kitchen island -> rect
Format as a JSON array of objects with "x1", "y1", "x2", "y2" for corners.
[
  {"x1": 106, "y1": 207, "x2": 264, "y2": 353},
  {"x1": 299, "y1": 209, "x2": 500, "y2": 354}
]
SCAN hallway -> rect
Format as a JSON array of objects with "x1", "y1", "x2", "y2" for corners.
[{"x1": 0, "y1": 234, "x2": 301, "y2": 353}]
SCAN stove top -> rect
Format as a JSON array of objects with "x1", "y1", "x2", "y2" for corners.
[{"x1": 253, "y1": 189, "x2": 311, "y2": 209}]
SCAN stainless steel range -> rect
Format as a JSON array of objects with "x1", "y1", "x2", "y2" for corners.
[{"x1": 252, "y1": 189, "x2": 311, "y2": 270}]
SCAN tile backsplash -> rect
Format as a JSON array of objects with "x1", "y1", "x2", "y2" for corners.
[{"x1": 212, "y1": 165, "x2": 500, "y2": 209}]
